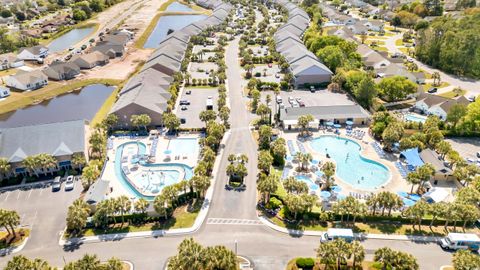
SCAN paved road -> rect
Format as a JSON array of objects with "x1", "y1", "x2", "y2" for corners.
[
  {"x1": 384, "y1": 33, "x2": 480, "y2": 97},
  {"x1": 207, "y1": 36, "x2": 258, "y2": 220}
]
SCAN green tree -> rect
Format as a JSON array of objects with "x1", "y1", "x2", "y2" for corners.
[
  {"x1": 199, "y1": 110, "x2": 217, "y2": 126},
  {"x1": 131, "y1": 114, "x2": 151, "y2": 130},
  {"x1": 377, "y1": 76, "x2": 417, "y2": 102},
  {"x1": 453, "y1": 250, "x2": 480, "y2": 270},
  {"x1": 270, "y1": 138, "x2": 286, "y2": 166},
  {"x1": 134, "y1": 198, "x2": 149, "y2": 215},
  {"x1": 191, "y1": 174, "x2": 210, "y2": 198},
  {"x1": 321, "y1": 161, "x2": 336, "y2": 190},
  {"x1": 447, "y1": 103, "x2": 468, "y2": 129},
  {"x1": 382, "y1": 121, "x2": 404, "y2": 151},
  {"x1": 116, "y1": 195, "x2": 131, "y2": 227},
  {"x1": 162, "y1": 112, "x2": 181, "y2": 132},
  {"x1": 66, "y1": 199, "x2": 90, "y2": 235},
  {"x1": 257, "y1": 173, "x2": 279, "y2": 204},
  {"x1": 0, "y1": 157, "x2": 11, "y2": 180},
  {"x1": 258, "y1": 150, "x2": 273, "y2": 174},
  {"x1": 403, "y1": 200, "x2": 429, "y2": 230},
  {"x1": 354, "y1": 76, "x2": 377, "y2": 108},
  {"x1": 297, "y1": 114, "x2": 315, "y2": 137},
  {"x1": 81, "y1": 164, "x2": 100, "y2": 190}
]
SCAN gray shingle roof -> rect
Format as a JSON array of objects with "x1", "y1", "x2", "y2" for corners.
[
  {"x1": 280, "y1": 105, "x2": 370, "y2": 121},
  {"x1": 0, "y1": 120, "x2": 87, "y2": 163}
]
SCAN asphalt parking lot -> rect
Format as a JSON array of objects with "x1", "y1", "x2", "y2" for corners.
[
  {"x1": 447, "y1": 137, "x2": 480, "y2": 161},
  {"x1": 252, "y1": 64, "x2": 281, "y2": 83},
  {"x1": 0, "y1": 177, "x2": 82, "y2": 248},
  {"x1": 176, "y1": 87, "x2": 219, "y2": 129}
]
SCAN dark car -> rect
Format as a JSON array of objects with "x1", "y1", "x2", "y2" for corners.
[
  {"x1": 427, "y1": 87, "x2": 438, "y2": 93},
  {"x1": 180, "y1": 118, "x2": 186, "y2": 124},
  {"x1": 52, "y1": 176, "x2": 62, "y2": 192},
  {"x1": 186, "y1": 90, "x2": 192, "y2": 95},
  {"x1": 179, "y1": 100, "x2": 190, "y2": 105}
]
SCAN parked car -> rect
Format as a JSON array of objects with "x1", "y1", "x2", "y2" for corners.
[
  {"x1": 64, "y1": 176, "x2": 75, "y2": 191},
  {"x1": 276, "y1": 96, "x2": 282, "y2": 104},
  {"x1": 181, "y1": 105, "x2": 187, "y2": 111},
  {"x1": 180, "y1": 118, "x2": 186, "y2": 124},
  {"x1": 268, "y1": 63, "x2": 272, "y2": 68},
  {"x1": 186, "y1": 90, "x2": 192, "y2": 95},
  {"x1": 427, "y1": 87, "x2": 438, "y2": 93},
  {"x1": 52, "y1": 176, "x2": 62, "y2": 192},
  {"x1": 310, "y1": 86, "x2": 316, "y2": 92},
  {"x1": 288, "y1": 96, "x2": 295, "y2": 104},
  {"x1": 407, "y1": 58, "x2": 414, "y2": 63},
  {"x1": 275, "y1": 73, "x2": 280, "y2": 78},
  {"x1": 440, "y1": 233, "x2": 480, "y2": 251},
  {"x1": 179, "y1": 100, "x2": 190, "y2": 105},
  {"x1": 320, "y1": 228, "x2": 354, "y2": 243},
  {"x1": 291, "y1": 101, "x2": 299, "y2": 108}
]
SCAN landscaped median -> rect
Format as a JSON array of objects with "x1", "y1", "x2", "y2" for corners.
[{"x1": 0, "y1": 228, "x2": 30, "y2": 256}]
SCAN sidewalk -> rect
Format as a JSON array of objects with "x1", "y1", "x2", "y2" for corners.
[
  {"x1": 60, "y1": 131, "x2": 232, "y2": 246},
  {"x1": 258, "y1": 216, "x2": 442, "y2": 242}
]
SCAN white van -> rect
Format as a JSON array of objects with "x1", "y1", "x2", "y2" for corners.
[
  {"x1": 320, "y1": 228, "x2": 354, "y2": 243},
  {"x1": 440, "y1": 233, "x2": 480, "y2": 251}
]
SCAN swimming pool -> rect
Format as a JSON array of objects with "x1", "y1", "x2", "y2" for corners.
[
  {"x1": 404, "y1": 113, "x2": 427, "y2": 123},
  {"x1": 115, "y1": 142, "x2": 193, "y2": 200},
  {"x1": 296, "y1": 175, "x2": 319, "y2": 192},
  {"x1": 167, "y1": 138, "x2": 200, "y2": 156},
  {"x1": 309, "y1": 136, "x2": 391, "y2": 190}
]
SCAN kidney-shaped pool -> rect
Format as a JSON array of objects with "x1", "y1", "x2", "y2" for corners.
[{"x1": 309, "y1": 136, "x2": 391, "y2": 190}]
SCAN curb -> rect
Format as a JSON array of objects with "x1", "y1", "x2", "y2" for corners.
[
  {"x1": 258, "y1": 216, "x2": 442, "y2": 242},
  {"x1": 122, "y1": 260, "x2": 134, "y2": 270},
  {"x1": 0, "y1": 237, "x2": 29, "y2": 256},
  {"x1": 60, "y1": 132, "x2": 232, "y2": 246}
]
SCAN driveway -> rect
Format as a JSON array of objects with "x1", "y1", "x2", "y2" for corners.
[{"x1": 384, "y1": 33, "x2": 480, "y2": 97}]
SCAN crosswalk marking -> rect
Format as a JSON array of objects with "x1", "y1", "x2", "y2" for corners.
[{"x1": 207, "y1": 218, "x2": 264, "y2": 226}]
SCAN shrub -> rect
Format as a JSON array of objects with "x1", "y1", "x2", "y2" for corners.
[
  {"x1": 296, "y1": 257, "x2": 315, "y2": 269},
  {"x1": 266, "y1": 197, "x2": 282, "y2": 210}
]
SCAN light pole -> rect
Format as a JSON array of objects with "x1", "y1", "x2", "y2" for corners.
[{"x1": 234, "y1": 239, "x2": 238, "y2": 255}]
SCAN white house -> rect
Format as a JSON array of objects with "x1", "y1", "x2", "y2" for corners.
[
  {"x1": 6, "y1": 70, "x2": 48, "y2": 91},
  {"x1": 17, "y1": 45, "x2": 49, "y2": 61},
  {"x1": 0, "y1": 86, "x2": 10, "y2": 98},
  {"x1": 364, "y1": 20, "x2": 384, "y2": 32},
  {"x1": 414, "y1": 93, "x2": 470, "y2": 120},
  {"x1": 0, "y1": 53, "x2": 24, "y2": 70}
]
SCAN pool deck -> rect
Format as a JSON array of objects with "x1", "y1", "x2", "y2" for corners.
[
  {"x1": 100, "y1": 133, "x2": 201, "y2": 199},
  {"x1": 281, "y1": 128, "x2": 410, "y2": 198}
]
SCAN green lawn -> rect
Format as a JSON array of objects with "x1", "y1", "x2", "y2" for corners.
[
  {"x1": 422, "y1": 81, "x2": 450, "y2": 92},
  {"x1": 77, "y1": 200, "x2": 202, "y2": 237},
  {"x1": 438, "y1": 89, "x2": 467, "y2": 99}
]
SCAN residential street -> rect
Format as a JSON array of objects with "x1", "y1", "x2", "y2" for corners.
[{"x1": 384, "y1": 33, "x2": 480, "y2": 97}]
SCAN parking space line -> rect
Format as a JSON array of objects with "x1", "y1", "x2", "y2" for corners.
[
  {"x1": 4, "y1": 192, "x2": 10, "y2": 201},
  {"x1": 27, "y1": 189, "x2": 33, "y2": 199},
  {"x1": 17, "y1": 190, "x2": 22, "y2": 200},
  {"x1": 39, "y1": 188, "x2": 44, "y2": 196}
]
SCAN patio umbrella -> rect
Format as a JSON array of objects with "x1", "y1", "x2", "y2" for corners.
[
  {"x1": 326, "y1": 121, "x2": 334, "y2": 126},
  {"x1": 285, "y1": 156, "x2": 293, "y2": 162},
  {"x1": 333, "y1": 124, "x2": 341, "y2": 128},
  {"x1": 311, "y1": 159, "x2": 319, "y2": 165},
  {"x1": 346, "y1": 121, "x2": 353, "y2": 126},
  {"x1": 331, "y1": 186, "x2": 342, "y2": 193},
  {"x1": 403, "y1": 198, "x2": 415, "y2": 207},
  {"x1": 397, "y1": 191, "x2": 409, "y2": 198},
  {"x1": 164, "y1": 150, "x2": 172, "y2": 155},
  {"x1": 320, "y1": 191, "x2": 331, "y2": 199},
  {"x1": 315, "y1": 171, "x2": 324, "y2": 178}
]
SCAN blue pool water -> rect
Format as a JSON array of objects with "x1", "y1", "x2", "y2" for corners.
[
  {"x1": 296, "y1": 175, "x2": 319, "y2": 191},
  {"x1": 309, "y1": 136, "x2": 391, "y2": 190},
  {"x1": 404, "y1": 113, "x2": 427, "y2": 123},
  {"x1": 167, "y1": 138, "x2": 200, "y2": 156},
  {"x1": 115, "y1": 142, "x2": 193, "y2": 200}
]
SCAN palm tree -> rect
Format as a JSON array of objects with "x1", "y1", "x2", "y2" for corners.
[
  {"x1": 374, "y1": 247, "x2": 396, "y2": 270},
  {"x1": 168, "y1": 238, "x2": 205, "y2": 270},
  {"x1": 66, "y1": 199, "x2": 90, "y2": 235},
  {"x1": 5, "y1": 210, "x2": 20, "y2": 239},
  {"x1": 134, "y1": 198, "x2": 149, "y2": 215},
  {"x1": 184, "y1": 72, "x2": 191, "y2": 85},
  {"x1": 191, "y1": 175, "x2": 211, "y2": 198},
  {"x1": 23, "y1": 155, "x2": 41, "y2": 177},
  {"x1": 104, "y1": 257, "x2": 123, "y2": 270},
  {"x1": 73, "y1": 254, "x2": 101, "y2": 269},
  {"x1": 81, "y1": 163, "x2": 101, "y2": 190},
  {"x1": 351, "y1": 240, "x2": 365, "y2": 268},
  {"x1": 5, "y1": 255, "x2": 32, "y2": 270},
  {"x1": 38, "y1": 153, "x2": 57, "y2": 175},
  {"x1": 295, "y1": 152, "x2": 312, "y2": 171},
  {"x1": 406, "y1": 171, "x2": 421, "y2": 194},
  {"x1": 106, "y1": 198, "x2": 119, "y2": 224},
  {"x1": 153, "y1": 195, "x2": 169, "y2": 220},
  {"x1": 0, "y1": 158, "x2": 11, "y2": 180},
  {"x1": 71, "y1": 153, "x2": 86, "y2": 171},
  {"x1": 403, "y1": 200, "x2": 429, "y2": 231},
  {"x1": 116, "y1": 195, "x2": 131, "y2": 227},
  {"x1": 257, "y1": 173, "x2": 278, "y2": 204},
  {"x1": 416, "y1": 163, "x2": 435, "y2": 193},
  {"x1": 0, "y1": 209, "x2": 12, "y2": 236},
  {"x1": 321, "y1": 161, "x2": 336, "y2": 190},
  {"x1": 367, "y1": 193, "x2": 379, "y2": 216}
]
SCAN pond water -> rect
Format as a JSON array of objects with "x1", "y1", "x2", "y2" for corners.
[
  {"x1": 143, "y1": 14, "x2": 207, "y2": 48},
  {"x1": 47, "y1": 27, "x2": 95, "y2": 53},
  {"x1": 166, "y1": 2, "x2": 196, "y2": 12},
  {"x1": 0, "y1": 84, "x2": 114, "y2": 128}
]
